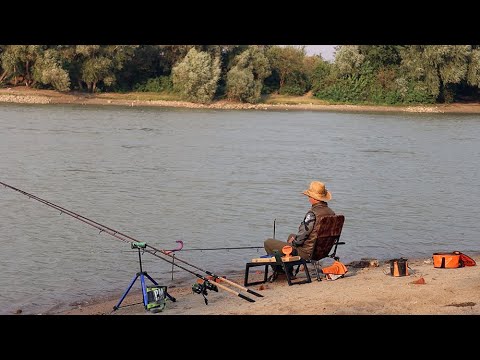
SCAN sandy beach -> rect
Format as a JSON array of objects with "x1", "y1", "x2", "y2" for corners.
[
  {"x1": 3, "y1": 86, "x2": 480, "y2": 114},
  {"x1": 45, "y1": 254, "x2": 479, "y2": 316}
]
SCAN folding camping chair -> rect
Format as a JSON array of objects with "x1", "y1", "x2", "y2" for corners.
[{"x1": 295, "y1": 214, "x2": 345, "y2": 281}]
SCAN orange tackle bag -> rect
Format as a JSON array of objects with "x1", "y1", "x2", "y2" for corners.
[
  {"x1": 321, "y1": 260, "x2": 348, "y2": 280},
  {"x1": 432, "y1": 251, "x2": 476, "y2": 268}
]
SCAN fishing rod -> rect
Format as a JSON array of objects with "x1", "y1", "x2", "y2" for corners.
[
  {"x1": 0, "y1": 181, "x2": 259, "y2": 303},
  {"x1": 181, "y1": 219, "x2": 275, "y2": 251},
  {"x1": 181, "y1": 246, "x2": 263, "y2": 251}
]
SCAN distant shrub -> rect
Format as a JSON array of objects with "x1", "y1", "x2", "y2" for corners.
[
  {"x1": 315, "y1": 74, "x2": 373, "y2": 102},
  {"x1": 314, "y1": 70, "x2": 436, "y2": 105},
  {"x1": 279, "y1": 70, "x2": 309, "y2": 96},
  {"x1": 279, "y1": 84, "x2": 306, "y2": 96},
  {"x1": 226, "y1": 67, "x2": 258, "y2": 102},
  {"x1": 133, "y1": 76, "x2": 173, "y2": 92},
  {"x1": 403, "y1": 86, "x2": 435, "y2": 104},
  {"x1": 310, "y1": 61, "x2": 332, "y2": 94}
]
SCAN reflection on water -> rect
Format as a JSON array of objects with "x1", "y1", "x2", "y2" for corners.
[{"x1": 1, "y1": 104, "x2": 479, "y2": 314}]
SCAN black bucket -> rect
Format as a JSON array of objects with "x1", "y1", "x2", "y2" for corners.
[{"x1": 389, "y1": 258, "x2": 409, "y2": 277}]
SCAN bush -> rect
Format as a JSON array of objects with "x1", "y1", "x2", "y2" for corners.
[
  {"x1": 133, "y1": 76, "x2": 173, "y2": 92},
  {"x1": 279, "y1": 70, "x2": 309, "y2": 95},
  {"x1": 314, "y1": 70, "x2": 436, "y2": 105},
  {"x1": 226, "y1": 67, "x2": 257, "y2": 102},
  {"x1": 279, "y1": 84, "x2": 306, "y2": 96},
  {"x1": 403, "y1": 87, "x2": 435, "y2": 104},
  {"x1": 315, "y1": 74, "x2": 374, "y2": 103}
]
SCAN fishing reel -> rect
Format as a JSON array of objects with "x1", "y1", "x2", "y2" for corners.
[
  {"x1": 131, "y1": 242, "x2": 147, "y2": 249},
  {"x1": 192, "y1": 280, "x2": 218, "y2": 305}
]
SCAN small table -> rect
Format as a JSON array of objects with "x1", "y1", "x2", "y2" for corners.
[
  {"x1": 244, "y1": 262, "x2": 271, "y2": 286},
  {"x1": 244, "y1": 258, "x2": 312, "y2": 286}
]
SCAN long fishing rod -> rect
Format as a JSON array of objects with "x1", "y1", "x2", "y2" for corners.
[
  {"x1": 181, "y1": 246, "x2": 263, "y2": 251},
  {"x1": 0, "y1": 181, "x2": 258, "y2": 302},
  {"x1": 180, "y1": 220, "x2": 275, "y2": 250},
  {"x1": 181, "y1": 219, "x2": 276, "y2": 252}
]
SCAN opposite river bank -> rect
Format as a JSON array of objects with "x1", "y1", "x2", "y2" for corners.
[{"x1": 3, "y1": 86, "x2": 480, "y2": 114}]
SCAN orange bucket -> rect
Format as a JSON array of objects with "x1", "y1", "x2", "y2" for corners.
[{"x1": 389, "y1": 258, "x2": 409, "y2": 276}]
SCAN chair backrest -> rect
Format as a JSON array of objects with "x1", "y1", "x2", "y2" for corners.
[{"x1": 310, "y1": 214, "x2": 345, "y2": 261}]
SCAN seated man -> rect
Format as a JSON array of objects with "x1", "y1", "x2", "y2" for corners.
[{"x1": 263, "y1": 181, "x2": 335, "y2": 273}]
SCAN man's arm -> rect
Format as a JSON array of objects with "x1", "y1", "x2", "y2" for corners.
[{"x1": 290, "y1": 211, "x2": 316, "y2": 247}]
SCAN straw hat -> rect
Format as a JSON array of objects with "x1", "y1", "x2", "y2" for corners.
[{"x1": 302, "y1": 181, "x2": 332, "y2": 201}]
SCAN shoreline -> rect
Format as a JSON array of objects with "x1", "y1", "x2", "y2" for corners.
[
  {"x1": 3, "y1": 87, "x2": 480, "y2": 114},
  {"x1": 33, "y1": 253, "x2": 480, "y2": 315}
]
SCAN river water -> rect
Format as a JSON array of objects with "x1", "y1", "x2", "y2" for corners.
[{"x1": 1, "y1": 103, "x2": 479, "y2": 314}]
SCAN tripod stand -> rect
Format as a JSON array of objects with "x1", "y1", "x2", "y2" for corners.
[{"x1": 113, "y1": 245, "x2": 176, "y2": 312}]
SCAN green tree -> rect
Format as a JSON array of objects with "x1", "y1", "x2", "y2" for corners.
[
  {"x1": 73, "y1": 45, "x2": 136, "y2": 92},
  {"x1": 400, "y1": 45, "x2": 470, "y2": 101},
  {"x1": 333, "y1": 45, "x2": 365, "y2": 77},
  {"x1": 116, "y1": 45, "x2": 165, "y2": 91},
  {"x1": 358, "y1": 45, "x2": 402, "y2": 70},
  {"x1": 466, "y1": 47, "x2": 480, "y2": 87},
  {"x1": 226, "y1": 46, "x2": 271, "y2": 103},
  {"x1": 266, "y1": 46, "x2": 306, "y2": 91},
  {"x1": 303, "y1": 55, "x2": 323, "y2": 82},
  {"x1": 81, "y1": 56, "x2": 114, "y2": 92},
  {"x1": 157, "y1": 45, "x2": 194, "y2": 75},
  {"x1": 172, "y1": 48, "x2": 221, "y2": 103},
  {"x1": 310, "y1": 59, "x2": 333, "y2": 94},
  {"x1": 0, "y1": 46, "x2": 7, "y2": 84},
  {"x1": 0, "y1": 45, "x2": 43, "y2": 86},
  {"x1": 32, "y1": 49, "x2": 70, "y2": 91}
]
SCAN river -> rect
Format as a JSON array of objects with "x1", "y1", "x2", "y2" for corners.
[{"x1": 1, "y1": 103, "x2": 479, "y2": 314}]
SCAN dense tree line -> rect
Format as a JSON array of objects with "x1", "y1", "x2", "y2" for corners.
[{"x1": 1, "y1": 45, "x2": 480, "y2": 104}]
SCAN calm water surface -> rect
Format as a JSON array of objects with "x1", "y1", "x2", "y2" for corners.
[{"x1": 1, "y1": 103, "x2": 479, "y2": 314}]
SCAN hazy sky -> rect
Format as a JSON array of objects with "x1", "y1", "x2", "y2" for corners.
[{"x1": 304, "y1": 45, "x2": 336, "y2": 61}]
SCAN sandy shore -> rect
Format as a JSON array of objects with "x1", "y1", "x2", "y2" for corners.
[
  {"x1": 3, "y1": 87, "x2": 480, "y2": 114},
  {"x1": 45, "y1": 255, "x2": 479, "y2": 316}
]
